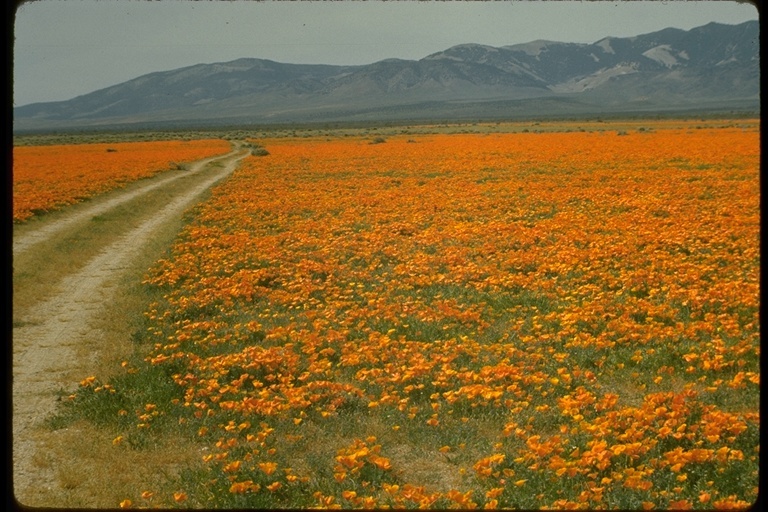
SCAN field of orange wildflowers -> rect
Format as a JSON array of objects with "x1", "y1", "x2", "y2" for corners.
[
  {"x1": 12, "y1": 139, "x2": 232, "y2": 222},
  {"x1": 65, "y1": 121, "x2": 759, "y2": 509}
]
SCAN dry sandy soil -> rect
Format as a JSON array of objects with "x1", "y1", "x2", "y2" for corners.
[{"x1": 12, "y1": 144, "x2": 249, "y2": 507}]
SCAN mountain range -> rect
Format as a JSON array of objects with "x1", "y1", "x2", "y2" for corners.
[{"x1": 13, "y1": 20, "x2": 760, "y2": 131}]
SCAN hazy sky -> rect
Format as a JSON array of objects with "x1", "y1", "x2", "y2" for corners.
[{"x1": 13, "y1": 0, "x2": 759, "y2": 107}]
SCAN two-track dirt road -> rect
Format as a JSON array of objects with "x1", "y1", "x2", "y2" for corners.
[{"x1": 12, "y1": 143, "x2": 250, "y2": 507}]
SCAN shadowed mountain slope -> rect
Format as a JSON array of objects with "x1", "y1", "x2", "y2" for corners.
[{"x1": 14, "y1": 20, "x2": 759, "y2": 130}]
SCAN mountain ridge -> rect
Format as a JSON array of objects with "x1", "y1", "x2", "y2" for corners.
[{"x1": 14, "y1": 20, "x2": 759, "y2": 131}]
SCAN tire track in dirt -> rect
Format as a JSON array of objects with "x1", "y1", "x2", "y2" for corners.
[
  {"x1": 13, "y1": 149, "x2": 237, "y2": 257},
  {"x1": 12, "y1": 145, "x2": 249, "y2": 505}
]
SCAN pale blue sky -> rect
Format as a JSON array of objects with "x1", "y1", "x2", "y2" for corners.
[{"x1": 13, "y1": 0, "x2": 759, "y2": 106}]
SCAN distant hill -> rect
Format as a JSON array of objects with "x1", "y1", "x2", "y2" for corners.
[{"x1": 13, "y1": 20, "x2": 759, "y2": 131}]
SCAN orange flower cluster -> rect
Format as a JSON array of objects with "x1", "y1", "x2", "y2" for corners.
[
  {"x1": 117, "y1": 122, "x2": 758, "y2": 508},
  {"x1": 12, "y1": 139, "x2": 231, "y2": 222},
  {"x1": 334, "y1": 437, "x2": 392, "y2": 478}
]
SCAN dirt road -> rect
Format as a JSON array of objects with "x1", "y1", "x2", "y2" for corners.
[{"x1": 12, "y1": 143, "x2": 249, "y2": 506}]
